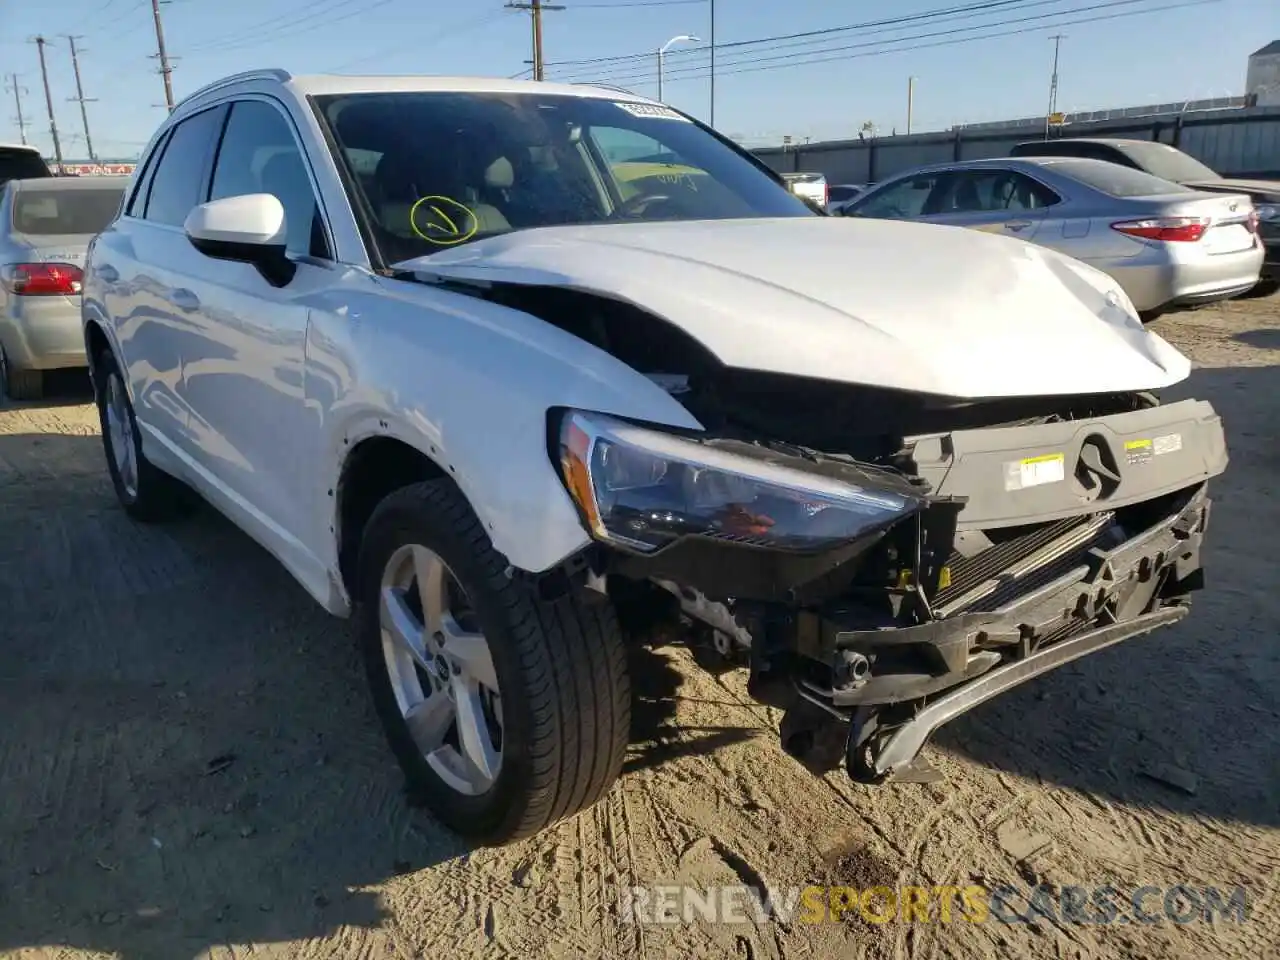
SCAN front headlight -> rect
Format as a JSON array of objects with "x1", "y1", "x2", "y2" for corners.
[
  {"x1": 556, "y1": 410, "x2": 921, "y2": 553},
  {"x1": 1256, "y1": 203, "x2": 1278, "y2": 222}
]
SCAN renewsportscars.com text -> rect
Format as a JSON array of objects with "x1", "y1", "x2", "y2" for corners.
[{"x1": 617, "y1": 883, "x2": 1250, "y2": 926}]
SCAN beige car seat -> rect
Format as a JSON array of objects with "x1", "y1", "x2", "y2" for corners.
[{"x1": 373, "y1": 151, "x2": 511, "y2": 240}]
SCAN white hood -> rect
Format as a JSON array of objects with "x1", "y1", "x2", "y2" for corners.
[{"x1": 397, "y1": 217, "x2": 1191, "y2": 399}]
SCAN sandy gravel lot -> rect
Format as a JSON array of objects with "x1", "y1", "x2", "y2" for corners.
[{"x1": 1, "y1": 294, "x2": 1278, "y2": 960}]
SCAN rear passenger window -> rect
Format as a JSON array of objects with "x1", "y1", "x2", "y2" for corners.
[
  {"x1": 126, "y1": 132, "x2": 168, "y2": 217},
  {"x1": 143, "y1": 107, "x2": 226, "y2": 227}
]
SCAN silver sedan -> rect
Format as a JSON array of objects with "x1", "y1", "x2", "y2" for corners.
[
  {"x1": 0, "y1": 175, "x2": 127, "y2": 399},
  {"x1": 839, "y1": 157, "x2": 1264, "y2": 319}
]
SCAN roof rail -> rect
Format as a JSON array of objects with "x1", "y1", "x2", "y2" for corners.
[
  {"x1": 172, "y1": 68, "x2": 294, "y2": 111},
  {"x1": 574, "y1": 81, "x2": 641, "y2": 97}
]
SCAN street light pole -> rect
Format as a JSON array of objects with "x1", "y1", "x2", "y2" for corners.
[{"x1": 657, "y1": 34, "x2": 700, "y2": 102}]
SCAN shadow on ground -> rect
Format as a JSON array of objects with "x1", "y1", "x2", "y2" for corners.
[
  {"x1": 0, "y1": 368, "x2": 96, "y2": 409},
  {"x1": 933, "y1": 363, "x2": 1280, "y2": 828},
  {"x1": 0, "y1": 432, "x2": 472, "y2": 960}
]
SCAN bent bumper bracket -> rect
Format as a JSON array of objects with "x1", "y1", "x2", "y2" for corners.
[{"x1": 857, "y1": 604, "x2": 1189, "y2": 780}]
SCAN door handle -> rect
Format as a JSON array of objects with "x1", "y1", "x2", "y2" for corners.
[
  {"x1": 1004, "y1": 220, "x2": 1033, "y2": 232},
  {"x1": 169, "y1": 288, "x2": 201, "y2": 312},
  {"x1": 97, "y1": 263, "x2": 119, "y2": 283}
]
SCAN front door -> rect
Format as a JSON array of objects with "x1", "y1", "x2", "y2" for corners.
[{"x1": 174, "y1": 97, "x2": 338, "y2": 554}]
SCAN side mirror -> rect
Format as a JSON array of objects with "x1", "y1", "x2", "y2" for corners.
[{"x1": 184, "y1": 194, "x2": 295, "y2": 286}]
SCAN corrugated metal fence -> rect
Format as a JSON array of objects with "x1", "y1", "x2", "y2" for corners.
[{"x1": 754, "y1": 106, "x2": 1280, "y2": 184}]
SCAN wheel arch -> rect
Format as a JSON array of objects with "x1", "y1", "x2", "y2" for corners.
[
  {"x1": 334, "y1": 432, "x2": 451, "y2": 600},
  {"x1": 83, "y1": 318, "x2": 113, "y2": 390}
]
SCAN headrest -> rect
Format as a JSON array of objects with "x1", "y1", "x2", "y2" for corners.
[{"x1": 485, "y1": 157, "x2": 514, "y2": 189}]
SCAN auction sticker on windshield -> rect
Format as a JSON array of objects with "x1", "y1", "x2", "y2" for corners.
[{"x1": 614, "y1": 102, "x2": 692, "y2": 122}]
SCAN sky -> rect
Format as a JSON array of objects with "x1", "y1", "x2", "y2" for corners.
[{"x1": 1, "y1": 0, "x2": 1277, "y2": 161}]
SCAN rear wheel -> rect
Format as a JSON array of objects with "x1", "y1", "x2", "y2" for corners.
[
  {"x1": 94, "y1": 349, "x2": 193, "y2": 521},
  {"x1": 0, "y1": 347, "x2": 43, "y2": 401},
  {"x1": 358, "y1": 479, "x2": 631, "y2": 844}
]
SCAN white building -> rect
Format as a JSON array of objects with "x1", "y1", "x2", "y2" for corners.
[{"x1": 1247, "y1": 40, "x2": 1280, "y2": 106}]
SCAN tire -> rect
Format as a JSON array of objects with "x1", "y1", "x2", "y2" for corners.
[
  {"x1": 93, "y1": 349, "x2": 194, "y2": 522},
  {"x1": 357, "y1": 479, "x2": 631, "y2": 845},
  {"x1": 0, "y1": 346, "x2": 42, "y2": 401}
]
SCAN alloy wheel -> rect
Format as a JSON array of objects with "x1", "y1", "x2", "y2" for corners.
[
  {"x1": 379, "y1": 543, "x2": 503, "y2": 796},
  {"x1": 104, "y1": 372, "x2": 138, "y2": 498}
]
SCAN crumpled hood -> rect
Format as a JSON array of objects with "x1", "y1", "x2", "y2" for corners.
[{"x1": 396, "y1": 217, "x2": 1191, "y2": 399}]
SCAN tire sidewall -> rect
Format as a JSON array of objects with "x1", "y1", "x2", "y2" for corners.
[
  {"x1": 357, "y1": 488, "x2": 536, "y2": 839},
  {"x1": 93, "y1": 352, "x2": 142, "y2": 509}
]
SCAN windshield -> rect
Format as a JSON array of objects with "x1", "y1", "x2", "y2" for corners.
[
  {"x1": 1121, "y1": 142, "x2": 1221, "y2": 183},
  {"x1": 12, "y1": 185, "x2": 125, "y2": 235},
  {"x1": 314, "y1": 91, "x2": 813, "y2": 262}
]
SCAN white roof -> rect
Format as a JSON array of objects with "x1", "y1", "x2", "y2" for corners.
[
  {"x1": 0, "y1": 143, "x2": 42, "y2": 153},
  {"x1": 284, "y1": 73, "x2": 650, "y2": 102}
]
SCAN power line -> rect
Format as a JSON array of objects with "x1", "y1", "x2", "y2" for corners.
[
  {"x1": 555, "y1": 0, "x2": 1213, "y2": 86},
  {"x1": 183, "y1": 0, "x2": 403, "y2": 56},
  {"x1": 327, "y1": 9, "x2": 516, "y2": 72},
  {"x1": 63, "y1": 35, "x2": 98, "y2": 162},
  {"x1": 31, "y1": 36, "x2": 64, "y2": 165},
  {"x1": 544, "y1": 0, "x2": 1044, "y2": 68},
  {"x1": 552, "y1": 0, "x2": 1082, "y2": 79},
  {"x1": 571, "y1": 1, "x2": 706, "y2": 6}
]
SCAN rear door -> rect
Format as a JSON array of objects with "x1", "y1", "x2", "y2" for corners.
[
  {"x1": 916, "y1": 168, "x2": 1058, "y2": 240},
  {"x1": 92, "y1": 104, "x2": 227, "y2": 465}
]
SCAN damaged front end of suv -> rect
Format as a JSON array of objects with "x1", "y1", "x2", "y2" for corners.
[
  {"x1": 400, "y1": 219, "x2": 1228, "y2": 787},
  {"x1": 549, "y1": 381, "x2": 1223, "y2": 784}
]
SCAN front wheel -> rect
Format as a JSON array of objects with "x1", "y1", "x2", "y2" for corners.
[{"x1": 357, "y1": 479, "x2": 631, "y2": 844}]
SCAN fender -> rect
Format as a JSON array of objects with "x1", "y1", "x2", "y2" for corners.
[{"x1": 309, "y1": 277, "x2": 704, "y2": 583}]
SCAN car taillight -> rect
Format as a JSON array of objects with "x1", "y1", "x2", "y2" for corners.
[
  {"x1": 1245, "y1": 210, "x2": 1259, "y2": 234},
  {"x1": 1110, "y1": 217, "x2": 1209, "y2": 242},
  {"x1": 0, "y1": 262, "x2": 83, "y2": 295},
  {"x1": 821, "y1": 183, "x2": 829, "y2": 208}
]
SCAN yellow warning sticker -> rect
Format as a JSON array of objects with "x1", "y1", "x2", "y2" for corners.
[
  {"x1": 1005, "y1": 452, "x2": 1066, "y2": 491},
  {"x1": 1125, "y1": 438, "x2": 1153, "y2": 465}
]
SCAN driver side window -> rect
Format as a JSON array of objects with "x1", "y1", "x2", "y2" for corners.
[
  {"x1": 209, "y1": 99, "x2": 330, "y2": 259},
  {"x1": 854, "y1": 173, "x2": 949, "y2": 220}
]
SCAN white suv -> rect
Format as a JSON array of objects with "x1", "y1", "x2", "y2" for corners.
[{"x1": 83, "y1": 70, "x2": 1227, "y2": 845}]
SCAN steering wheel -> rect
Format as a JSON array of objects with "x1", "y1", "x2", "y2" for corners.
[{"x1": 614, "y1": 191, "x2": 672, "y2": 218}]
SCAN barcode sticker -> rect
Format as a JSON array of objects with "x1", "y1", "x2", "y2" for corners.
[{"x1": 613, "y1": 101, "x2": 691, "y2": 121}]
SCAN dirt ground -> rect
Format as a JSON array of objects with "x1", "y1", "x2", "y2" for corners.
[{"x1": 1, "y1": 294, "x2": 1278, "y2": 960}]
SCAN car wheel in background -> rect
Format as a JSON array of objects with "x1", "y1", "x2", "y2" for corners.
[
  {"x1": 0, "y1": 346, "x2": 43, "y2": 401},
  {"x1": 357, "y1": 479, "x2": 631, "y2": 845},
  {"x1": 93, "y1": 348, "x2": 194, "y2": 522}
]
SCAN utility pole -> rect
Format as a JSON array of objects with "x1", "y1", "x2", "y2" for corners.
[
  {"x1": 506, "y1": 0, "x2": 565, "y2": 81},
  {"x1": 1044, "y1": 34, "x2": 1064, "y2": 140},
  {"x1": 906, "y1": 76, "x2": 916, "y2": 135},
  {"x1": 150, "y1": 0, "x2": 176, "y2": 111},
  {"x1": 5, "y1": 74, "x2": 30, "y2": 145},
  {"x1": 709, "y1": 0, "x2": 716, "y2": 127},
  {"x1": 63, "y1": 36, "x2": 97, "y2": 162},
  {"x1": 32, "y1": 37, "x2": 63, "y2": 167}
]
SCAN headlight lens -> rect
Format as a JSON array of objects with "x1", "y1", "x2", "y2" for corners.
[
  {"x1": 557, "y1": 410, "x2": 921, "y2": 553},
  {"x1": 1256, "y1": 204, "x2": 1278, "y2": 222}
]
